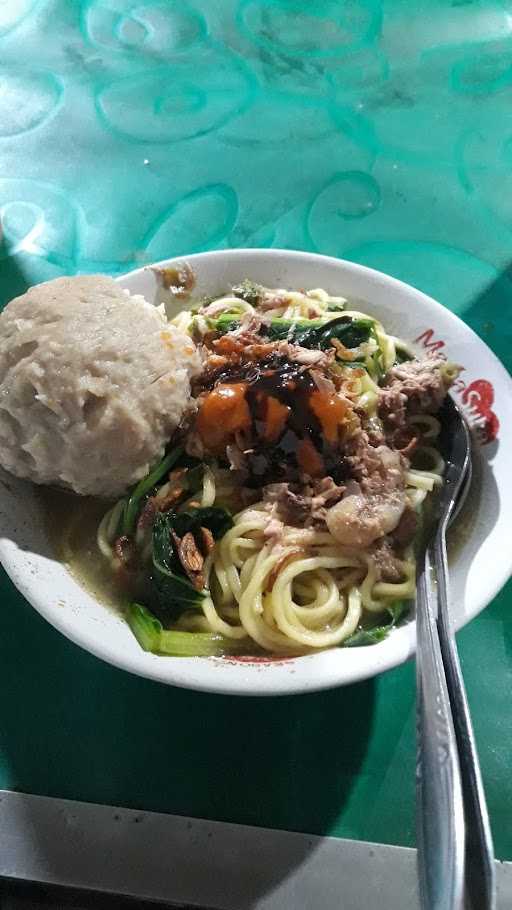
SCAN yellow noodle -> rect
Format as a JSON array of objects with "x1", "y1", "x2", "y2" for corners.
[{"x1": 97, "y1": 284, "x2": 448, "y2": 655}]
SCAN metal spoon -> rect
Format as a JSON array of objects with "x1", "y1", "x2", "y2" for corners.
[{"x1": 416, "y1": 396, "x2": 495, "y2": 910}]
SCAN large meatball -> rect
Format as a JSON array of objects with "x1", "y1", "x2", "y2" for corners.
[{"x1": 0, "y1": 275, "x2": 200, "y2": 497}]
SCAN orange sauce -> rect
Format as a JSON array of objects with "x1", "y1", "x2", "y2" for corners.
[
  {"x1": 263, "y1": 396, "x2": 291, "y2": 442},
  {"x1": 309, "y1": 390, "x2": 348, "y2": 443},
  {"x1": 196, "y1": 382, "x2": 251, "y2": 452}
]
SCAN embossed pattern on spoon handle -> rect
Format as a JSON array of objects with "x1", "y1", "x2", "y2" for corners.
[
  {"x1": 416, "y1": 553, "x2": 465, "y2": 910},
  {"x1": 431, "y1": 530, "x2": 496, "y2": 910}
]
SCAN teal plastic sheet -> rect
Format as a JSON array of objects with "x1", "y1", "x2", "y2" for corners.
[{"x1": 1, "y1": 0, "x2": 511, "y2": 858}]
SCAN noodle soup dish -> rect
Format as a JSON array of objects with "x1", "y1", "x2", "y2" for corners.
[
  {"x1": 94, "y1": 276, "x2": 454, "y2": 658},
  {"x1": 0, "y1": 249, "x2": 510, "y2": 694}
]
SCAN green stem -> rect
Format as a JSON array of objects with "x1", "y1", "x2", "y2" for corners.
[
  {"x1": 122, "y1": 446, "x2": 183, "y2": 536},
  {"x1": 127, "y1": 603, "x2": 249, "y2": 656},
  {"x1": 158, "y1": 630, "x2": 247, "y2": 657},
  {"x1": 126, "y1": 603, "x2": 162, "y2": 652}
]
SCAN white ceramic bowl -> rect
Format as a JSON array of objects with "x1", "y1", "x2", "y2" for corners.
[{"x1": 1, "y1": 249, "x2": 511, "y2": 695}]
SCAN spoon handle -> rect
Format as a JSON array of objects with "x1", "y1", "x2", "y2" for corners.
[
  {"x1": 430, "y1": 530, "x2": 496, "y2": 910},
  {"x1": 416, "y1": 553, "x2": 465, "y2": 910}
]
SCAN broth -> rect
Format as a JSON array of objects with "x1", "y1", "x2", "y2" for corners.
[{"x1": 40, "y1": 487, "x2": 123, "y2": 611}]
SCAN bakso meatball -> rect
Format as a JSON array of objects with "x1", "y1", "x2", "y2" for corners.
[{"x1": 0, "y1": 275, "x2": 199, "y2": 497}]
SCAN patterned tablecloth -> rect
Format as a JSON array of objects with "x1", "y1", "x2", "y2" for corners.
[{"x1": 1, "y1": 0, "x2": 511, "y2": 859}]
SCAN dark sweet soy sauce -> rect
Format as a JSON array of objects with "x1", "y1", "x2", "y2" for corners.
[{"x1": 197, "y1": 353, "x2": 349, "y2": 485}]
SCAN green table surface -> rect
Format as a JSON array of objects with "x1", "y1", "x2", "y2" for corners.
[{"x1": 1, "y1": 0, "x2": 512, "y2": 858}]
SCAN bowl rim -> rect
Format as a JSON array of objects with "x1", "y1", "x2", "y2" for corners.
[{"x1": 1, "y1": 248, "x2": 511, "y2": 696}]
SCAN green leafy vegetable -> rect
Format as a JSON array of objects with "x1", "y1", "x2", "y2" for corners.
[
  {"x1": 231, "y1": 279, "x2": 265, "y2": 306},
  {"x1": 343, "y1": 601, "x2": 409, "y2": 648},
  {"x1": 280, "y1": 316, "x2": 374, "y2": 351},
  {"x1": 262, "y1": 317, "x2": 323, "y2": 340},
  {"x1": 394, "y1": 346, "x2": 414, "y2": 364},
  {"x1": 209, "y1": 312, "x2": 245, "y2": 334},
  {"x1": 152, "y1": 512, "x2": 203, "y2": 611},
  {"x1": 169, "y1": 507, "x2": 233, "y2": 541},
  {"x1": 126, "y1": 603, "x2": 247, "y2": 656},
  {"x1": 159, "y1": 630, "x2": 246, "y2": 657},
  {"x1": 342, "y1": 625, "x2": 393, "y2": 647},
  {"x1": 387, "y1": 601, "x2": 410, "y2": 626},
  {"x1": 150, "y1": 507, "x2": 234, "y2": 618},
  {"x1": 326, "y1": 301, "x2": 346, "y2": 312},
  {"x1": 123, "y1": 447, "x2": 183, "y2": 536},
  {"x1": 126, "y1": 602, "x2": 162, "y2": 651},
  {"x1": 211, "y1": 314, "x2": 374, "y2": 353}
]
